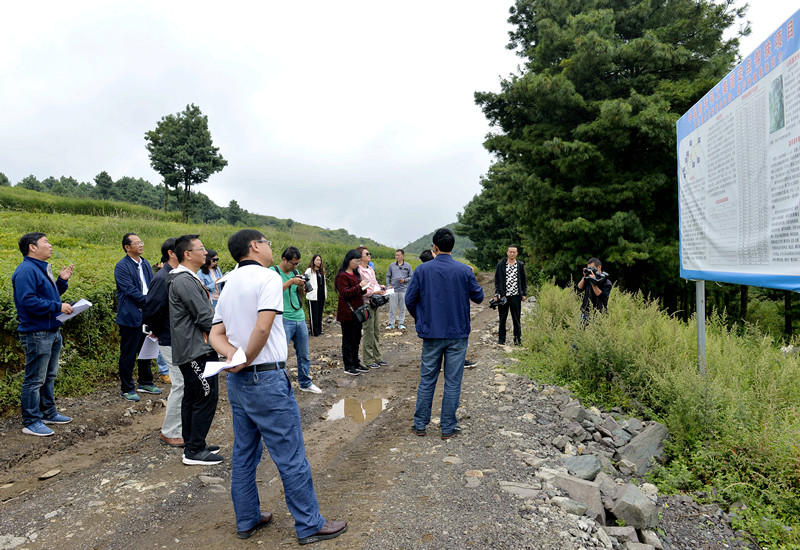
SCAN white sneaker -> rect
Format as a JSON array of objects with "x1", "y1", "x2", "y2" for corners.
[{"x1": 300, "y1": 383, "x2": 323, "y2": 394}]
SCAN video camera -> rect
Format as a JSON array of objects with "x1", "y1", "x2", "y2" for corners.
[
  {"x1": 369, "y1": 294, "x2": 390, "y2": 308},
  {"x1": 488, "y1": 296, "x2": 507, "y2": 309},
  {"x1": 583, "y1": 266, "x2": 608, "y2": 284}
]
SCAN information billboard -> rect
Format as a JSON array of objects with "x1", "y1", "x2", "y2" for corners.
[{"x1": 677, "y1": 9, "x2": 800, "y2": 291}]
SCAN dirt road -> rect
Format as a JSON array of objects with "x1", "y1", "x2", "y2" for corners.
[{"x1": 0, "y1": 275, "x2": 753, "y2": 550}]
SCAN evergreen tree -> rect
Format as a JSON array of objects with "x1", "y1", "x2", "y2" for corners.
[
  {"x1": 459, "y1": 0, "x2": 746, "y2": 308},
  {"x1": 18, "y1": 174, "x2": 46, "y2": 192},
  {"x1": 0, "y1": 172, "x2": 11, "y2": 187},
  {"x1": 94, "y1": 171, "x2": 115, "y2": 200}
]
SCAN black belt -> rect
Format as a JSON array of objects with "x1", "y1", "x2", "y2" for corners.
[{"x1": 241, "y1": 361, "x2": 286, "y2": 372}]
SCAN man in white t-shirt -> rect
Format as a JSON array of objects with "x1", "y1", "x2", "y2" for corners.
[{"x1": 209, "y1": 229, "x2": 347, "y2": 545}]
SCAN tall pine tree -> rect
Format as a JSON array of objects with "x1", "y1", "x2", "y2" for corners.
[{"x1": 459, "y1": 0, "x2": 746, "y2": 308}]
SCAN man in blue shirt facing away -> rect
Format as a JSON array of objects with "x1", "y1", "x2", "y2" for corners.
[
  {"x1": 12, "y1": 232, "x2": 74, "y2": 436},
  {"x1": 405, "y1": 227, "x2": 483, "y2": 439}
]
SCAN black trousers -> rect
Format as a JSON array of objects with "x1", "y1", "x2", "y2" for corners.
[
  {"x1": 498, "y1": 295, "x2": 523, "y2": 345},
  {"x1": 118, "y1": 325, "x2": 154, "y2": 393},
  {"x1": 308, "y1": 299, "x2": 324, "y2": 336},
  {"x1": 340, "y1": 320, "x2": 363, "y2": 369},
  {"x1": 179, "y1": 353, "x2": 219, "y2": 454}
]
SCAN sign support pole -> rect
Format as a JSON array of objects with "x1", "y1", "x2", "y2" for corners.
[{"x1": 695, "y1": 279, "x2": 706, "y2": 374}]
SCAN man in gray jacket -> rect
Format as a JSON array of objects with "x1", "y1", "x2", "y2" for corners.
[
  {"x1": 385, "y1": 249, "x2": 413, "y2": 330},
  {"x1": 168, "y1": 234, "x2": 221, "y2": 466}
]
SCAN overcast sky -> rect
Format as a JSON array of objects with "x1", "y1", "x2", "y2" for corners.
[{"x1": 0, "y1": 1, "x2": 792, "y2": 247}]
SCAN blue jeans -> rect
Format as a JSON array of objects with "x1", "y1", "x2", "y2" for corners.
[
  {"x1": 156, "y1": 350, "x2": 169, "y2": 375},
  {"x1": 413, "y1": 338, "x2": 468, "y2": 434},
  {"x1": 19, "y1": 330, "x2": 62, "y2": 426},
  {"x1": 284, "y1": 319, "x2": 312, "y2": 389},
  {"x1": 227, "y1": 368, "x2": 325, "y2": 538}
]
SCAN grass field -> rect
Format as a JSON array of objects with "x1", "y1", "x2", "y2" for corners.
[{"x1": 0, "y1": 188, "x2": 401, "y2": 412}]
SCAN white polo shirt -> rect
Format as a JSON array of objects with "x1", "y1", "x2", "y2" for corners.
[{"x1": 212, "y1": 262, "x2": 288, "y2": 365}]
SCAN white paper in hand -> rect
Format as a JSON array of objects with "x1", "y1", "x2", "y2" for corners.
[{"x1": 202, "y1": 347, "x2": 247, "y2": 378}]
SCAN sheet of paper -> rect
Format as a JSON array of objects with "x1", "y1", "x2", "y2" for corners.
[
  {"x1": 385, "y1": 288, "x2": 395, "y2": 295},
  {"x1": 203, "y1": 347, "x2": 247, "y2": 378},
  {"x1": 372, "y1": 284, "x2": 383, "y2": 292},
  {"x1": 56, "y1": 298, "x2": 93, "y2": 322},
  {"x1": 137, "y1": 335, "x2": 160, "y2": 360}
]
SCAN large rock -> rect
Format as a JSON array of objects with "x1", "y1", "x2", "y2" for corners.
[
  {"x1": 552, "y1": 496, "x2": 587, "y2": 515},
  {"x1": 562, "y1": 403, "x2": 586, "y2": 422},
  {"x1": 601, "y1": 526, "x2": 638, "y2": 544},
  {"x1": 549, "y1": 473, "x2": 605, "y2": 524},
  {"x1": 611, "y1": 484, "x2": 659, "y2": 529},
  {"x1": 617, "y1": 423, "x2": 668, "y2": 475},
  {"x1": 562, "y1": 455, "x2": 602, "y2": 481}
]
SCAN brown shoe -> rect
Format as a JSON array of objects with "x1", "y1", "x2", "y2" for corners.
[
  {"x1": 298, "y1": 520, "x2": 348, "y2": 545},
  {"x1": 160, "y1": 434, "x2": 184, "y2": 447},
  {"x1": 237, "y1": 512, "x2": 273, "y2": 539},
  {"x1": 159, "y1": 374, "x2": 172, "y2": 384}
]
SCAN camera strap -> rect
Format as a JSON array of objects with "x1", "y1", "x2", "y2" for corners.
[{"x1": 272, "y1": 266, "x2": 303, "y2": 311}]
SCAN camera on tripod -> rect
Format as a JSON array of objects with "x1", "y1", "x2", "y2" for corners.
[{"x1": 489, "y1": 296, "x2": 507, "y2": 309}]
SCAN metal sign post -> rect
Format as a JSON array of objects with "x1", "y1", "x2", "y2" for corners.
[{"x1": 695, "y1": 279, "x2": 706, "y2": 374}]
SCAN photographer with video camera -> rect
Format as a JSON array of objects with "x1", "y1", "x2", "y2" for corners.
[
  {"x1": 577, "y1": 257, "x2": 612, "y2": 324},
  {"x1": 273, "y1": 246, "x2": 321, "y2": 394},
  {"x1": 493, "y1": 245, "x2": 527, "y2": 346}
]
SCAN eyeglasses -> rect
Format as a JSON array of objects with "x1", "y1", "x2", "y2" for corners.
[
  {"x1": 254, "y1": 239, "x2": 272, "y2": 247},
  {"x1": 190, "y1": 247, "x2": 206, "y2": 252},
  {"x1": 211, "y1": 258, "x2": 219, "y2": 262},
  {"x1": 364, "y1": 252, "x2": 371, "y2": 256},
  {"x1": 289, "y1": 260, "x2": 300, "y2": 266},
  {"x1": 130, "y1": 241, "x2": 144, "y2": 247}
]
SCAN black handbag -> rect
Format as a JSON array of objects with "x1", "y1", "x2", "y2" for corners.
[{"x1": 349, "y1": 302, "x2": 370, "y2": 323}]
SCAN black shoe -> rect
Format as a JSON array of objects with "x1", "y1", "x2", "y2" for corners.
[
  {"x1": 441, "y1": 427, "x2": 462, "y2": 440},
  {"x1": 356, "y1": 364, "x2": 370, "y2": 372},
  {"x1": 411, "y1": 425, "x2": 426, "y2": 437},
  {"x1": 298, "y1": 520, "x2": 348, "y2": 545},
  {"x1": 378, "y1": 360, "x2": 388, "y2": 366},
  {"x1": 182, "y1": 449, "x2": 224, "y2": 465},
  {"x1": 344, "y1": 367, "x2": 360, "y2": 376},
  {"x1": 368, "y1": 363, "x2": 380, "y2": 369},
  {"x1": 464, "y1": 360, "x2": 478, "y2": 368},
  {"x1": 207, "y1": 445, "x2": 220, "y2": 454},
  {"x1": 237, "y1": 513, "x2": 273, "y2": 539}
]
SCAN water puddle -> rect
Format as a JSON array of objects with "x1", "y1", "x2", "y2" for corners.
[{"x1": 325, "y1": 398, "x2": 388, "y2": 423}]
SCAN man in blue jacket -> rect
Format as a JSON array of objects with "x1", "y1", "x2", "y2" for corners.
[
  {"x1": 12, "y1": 233, "x2": 74, "y2": 436},
  {"x1": 115, "y1": 233, "x2": 161, "y2": 401},
  {"x1": 405, "y1": 228, "x2": 483, "y2": 440}
]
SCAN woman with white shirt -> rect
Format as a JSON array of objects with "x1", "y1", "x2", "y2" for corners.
[{"x1": 304, "y1": 254, "x2": 327, "y2": 336}]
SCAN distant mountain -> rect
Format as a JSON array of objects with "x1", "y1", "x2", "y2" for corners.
[{"x1": 404, "y1": 223, "x2": 474, "y2": 259}]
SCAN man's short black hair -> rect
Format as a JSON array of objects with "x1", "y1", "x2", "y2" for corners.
[
  {"x1": 122, "y1": 233, "x2": 138, "y2": 251},
  {"x1": 588, "y1": 257, "x2": 602, "y2": 268},
  {"x1": 396, "y1": 248, "x2": 405, "y2": 255},
  {"x1": 432, "y1": 228, "x2": 455, "y2": 253},
  {"x1": 419, "y1": 250, "x2": 434, "y2": 263},
  {"x1": 19, "y1": 232, "x2": 46, "y2": 256},
  {"x1": 227, "y1": 229, "x2": 265, "y2": 263},
  {"x1": 174, "y1": 234, "x2": 200, "y2": 263},
  {"x1": 160, "y1": 238, "x2": 177, "y2": 264},
  {"x1": 508, "y1": 245, "x2": 519, "y2": 252},
  {"x1": 282, "y1": 246, "x2": 301, "y2": 261}
]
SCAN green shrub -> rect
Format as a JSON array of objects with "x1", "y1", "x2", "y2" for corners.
[{"x1": 513, "y1": 282, "x2": 800, "y2": 548}]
